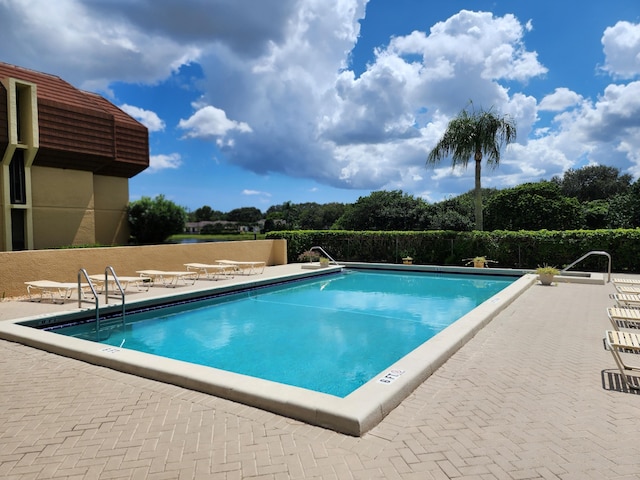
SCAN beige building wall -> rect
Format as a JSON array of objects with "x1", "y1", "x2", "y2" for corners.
[
  {"x1": 2, "y1": 167, "x2": 131, "y2": 250},
  {"x1": 93, "y1": 175, "x2": 129, "y2": 245},
  {"x1": 0, "y1": 202, "x2": 4, "y2": 251},
  {"x1": 0, "y1": 240, "x2": 288, "y2": 298},
  {"x1": 0, "y1": 166, "x2": 132, "y2": 250},
  {"x1": 31, "y1": 166, "x2": 96, "y2": 249}
]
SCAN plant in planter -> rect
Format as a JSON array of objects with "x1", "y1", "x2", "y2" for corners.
[
  {"x1": 319, "y1": 256, "x2": 330, "y2": 267},
  {"x1": 297, "y1": 250, "x2": 320, "y2": 263},
  {"x1": 400, "y1": 251, "x2": 414, "y2": 265},
  {"x1": 536, "y1": 264, "x2": 559, "y2": 285},
  {"x1": 464, "y1": 256, "x2": 497, "y2": 268}
]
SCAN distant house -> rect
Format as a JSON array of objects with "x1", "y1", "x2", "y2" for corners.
[
  {"x1": 184, "y1": 220, "x2": 265, "y2": 234},
  {"x1": 0, "y1": 62, "x2": 149, "y2": 250},
  {"x1": 184, "y1": 221, "x2": 219, "y2": 233}
]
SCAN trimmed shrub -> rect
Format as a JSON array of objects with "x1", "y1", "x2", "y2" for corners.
[{"x1": 266, "y1": 229, "x2": 640, "y2": 272}]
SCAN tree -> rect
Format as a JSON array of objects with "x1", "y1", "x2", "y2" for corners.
[
  {"x1": 553, "y1": 165, "x2": 631, "y2": 202},
  {"x1": 428, "y1": 189, "x2": 498, "y2": 231},
  {"x1": 606, "y1": 179, "x2": 640, "y2": 228},
  {"x1": 226, "y1": 207, "x2": 263, "y2": 223},
  {"x1": 582, "y1": 200, "x2": 609, "y2": 229},
  {"x1": 428, "y1": 208, "x2": 474, "y2": 231},
  {"x1": 484, "y1": 182, "x2": 583, "y2": 230},
  {"x1": 321, "y1": 202, "x2": 347, "y2": 230},
  {"x1": 332, "y1": 190, "x2": 429, "y2": 230},
  {"x1": 266, "y1": 201, "x2": 346, "y2": 230},
  {"x1": 297, "y1": 203, "x2": 326, "y2": 230},
  {"x1": 427, "y1": 105, "x2": 516, "y2": 230},
  {"x1": 190, "y1": 205, "x2": 225, "y2": 222},
  {"x1": 296, "y1": 202, "x2": 346, "y2": 229},
  {"x1": 128, "y1": 195, "x2": 187, "y2": 244},
  {"x1": 192, "y1": 205, "x2": 214, "y2": 222}
]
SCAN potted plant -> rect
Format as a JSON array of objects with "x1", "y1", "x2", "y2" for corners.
[
  {"x1": 464, "y1": 256, "x2": 496, "y2": 268},
  {"x1": 536, "y1": 264, "x2": 559, "y2": 285},
  {"x1": 298, "y1": 249, "x2": 331, "y2": 269},
  {"x1": 400, "y1": 251, "x2": 414, "y2": 265}
]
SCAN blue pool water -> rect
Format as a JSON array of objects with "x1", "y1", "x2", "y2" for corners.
[{"x1": 50, "y1": 270, "x2": 515, "y2": 397}]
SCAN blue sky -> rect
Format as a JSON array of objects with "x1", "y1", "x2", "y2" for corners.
[{"x1": 1, "y1": 1, "x2": 639, "y2": 213}]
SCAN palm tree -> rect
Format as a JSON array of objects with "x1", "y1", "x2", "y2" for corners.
[{"x1": 427, "y1": 106, "x2": 516, "y2": 230}]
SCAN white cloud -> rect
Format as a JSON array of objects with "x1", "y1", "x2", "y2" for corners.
[
  {"x1": 0, "y1": 0, "x2": 202, "y2": 90},
  {"x1": 242, "y1": 189, "x2": 271, "y2": 197},
  {"x1": 241, "y1": 189, "x2": 272, "y2": 205},
  {"x1": 0, "y1": 2, "x2": 550, "y2": 194},
  {"x1": 572, "y1": 81, "x2": 640, "y2": 143},
  {"x1": 499, "y1": 80, "x2": 640, "y2": 186},
  {"x1": 221, "y1": 8, "x2": 546, "y2": 190},
  {"x1": 538, "y1": 88, "x2": 583, "y2": 112},
  {"x1": 601, "y1": 21, "x2": 640, "y2": 79},
  {"x1": 119, "y1": 104, "x2": 166, "y2": 132},
  {"x1": 4, "y1": 1, "x2": 640, "y2": 202},
  {"x1": 147, "y1": 153, "x2": 182, "y2": 172},
  {"x1": 178, "y1": 105, "x2": 252, "y2": 141},
  {"x1": 396, "y1": 10, "x2": 547, "y2": 83},
  {"x1": 308, "y1": 10, "x2": 545, "y2": 190}
]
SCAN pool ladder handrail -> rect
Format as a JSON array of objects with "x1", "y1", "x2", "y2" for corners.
[
  {"x1": 78, "y1": 268, "x2": 99, "y2": 328},
  {"x1": 560, "y1": 250, "x2": 611, "y2": 283},
  {"x1": 103, "y1": 267, "x2": 126, "y2": 329},
  {"x1": 310, "y1": 246, "x2": 340, "y2": 265},
  {"x1": 103, "y1": 266, "x2": 126, "y2": 306},
  {"x1": 77, "y1": 267, "x2": 127, "y2": 332}
]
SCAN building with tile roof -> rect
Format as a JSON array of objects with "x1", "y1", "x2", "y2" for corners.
[{"x1": 0, "y1": 62, "x2": 149, "y2": 250}]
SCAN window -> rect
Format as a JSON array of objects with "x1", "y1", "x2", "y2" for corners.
[
  {"x1": 9, "y1": 149, "x2": 26, "y2": 204},
  {"x1": 11, "y1": 209, "x2": 25, "y2": 251}
]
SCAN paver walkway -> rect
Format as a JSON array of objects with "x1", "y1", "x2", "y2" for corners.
[{"x1": 2, "y1": 276, "x2": 640, "y2": 479}]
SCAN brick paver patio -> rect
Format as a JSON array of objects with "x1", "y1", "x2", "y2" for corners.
[{"x1": 2, "y1": 275, "x2": 639, "y2": 479}]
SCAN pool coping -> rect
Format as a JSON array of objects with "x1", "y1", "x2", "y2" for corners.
[{"x1": 0, "y1": 265, "x2": 536, "y2": 436}]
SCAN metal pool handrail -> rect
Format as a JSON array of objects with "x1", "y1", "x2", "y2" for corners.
[
  {"x1": 561, "y1": 250, "x2": 611, "y2": 283},
  {"x1": 78, "y1": 268, "x2": 99, "y2": 328},
  {"x1": 310, "y1": 246, "x2": 339, "y2": 265},
  {"x1": 104, "y1": 266, "x2": 126, "y2": 328}
]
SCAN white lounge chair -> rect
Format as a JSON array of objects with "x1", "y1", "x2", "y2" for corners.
[
  {"x1": 24, "y1": 280, "x2": 87, "y2": 303},
  {"x1": 608, "y1": 307, "x2": 640, "y2": 331},
  {"x1": 135, "y1": 270, "x2": 198, "y2": 287},
  {"x1": 605, "y1": 329, "x2": 640, "y2": 390},
  {"x1": 88, "y1": 274, "x2": 151, "y2": 293},
  {"x1": 612, "y1": 293, "x2": 640, "y2": 307},
  {"x1": 613, "y1": 278, "x2": 640, "y2": 286},
  {"x1": 613, "y1": 284, "x2": 640, "y2": 294},
  {"x1": 216, "y1": 260, "x2": 266, "y2": 275},
  {"x1": 184, "y1": 263, "x2": 235, "y2": 280}
]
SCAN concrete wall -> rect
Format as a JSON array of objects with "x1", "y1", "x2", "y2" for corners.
[{"x1": 0, "y1": 239, "x2": 288, "y2": 298}]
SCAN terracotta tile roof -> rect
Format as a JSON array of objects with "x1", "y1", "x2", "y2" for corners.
[{"x1": 0, "y1": 62, "x2": 149, "y2": 178}]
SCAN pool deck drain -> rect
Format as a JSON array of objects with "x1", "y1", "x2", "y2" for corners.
[{"x1": 1, "y1": 265, "x2": 637, "y2": 478}]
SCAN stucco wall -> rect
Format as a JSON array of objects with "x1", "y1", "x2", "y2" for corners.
[
  {"x1": 27, "y1": 166, "x2": 131, "y2": 249},
  {"x1": 93, "y1": 175, "x2": 129, "y2": 245},
  {"x1": 31, "y1": 166, "x2": 96, "y2": 248},
  {"x1": 0, "y1": 239, "x2": 288, "y2": 298}
]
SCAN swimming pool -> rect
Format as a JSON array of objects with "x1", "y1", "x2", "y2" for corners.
[
  {"x1": 48, "y1": 270, "x2": 515, "y2": 397},
  {"x1": 1, "y1": 264, "x2": 535, "y2": 435}
]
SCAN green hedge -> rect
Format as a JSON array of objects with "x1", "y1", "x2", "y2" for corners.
[{"x1": 265, "y1": 229, "x2": 640, "y2": 272}]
